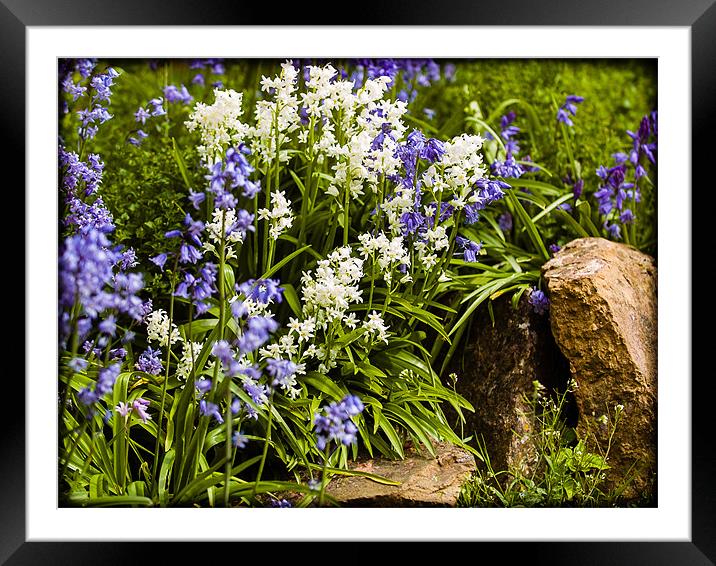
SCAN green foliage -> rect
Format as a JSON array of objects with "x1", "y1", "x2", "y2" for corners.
[{"x1": 458, "y1": 382, "x2": 635, "y2": 507}]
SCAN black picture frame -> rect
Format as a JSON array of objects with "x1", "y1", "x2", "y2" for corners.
[{"x1": 8, "y1": 1, "x2": 711, "y2": 563}]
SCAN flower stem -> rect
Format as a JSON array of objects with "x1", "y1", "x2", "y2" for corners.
[
  {"x1": 318, "y1": 446, "x2": 330, "y2": 507},
  {"x1": 151, "y1": 256, "x2": 179, "y2": 495},
  {"x1": 253, "y1": 391, "x2": 274, "y2": 498}
]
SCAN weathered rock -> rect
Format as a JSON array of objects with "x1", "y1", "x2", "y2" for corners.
[
  {"x1": 448, "y1": 293, "x2": 571, "y2": 477},
  {"x1": 543, "y1": 237, "x2": 657, "y2": 502},
  {"x1": 325, "y1": 440, "x2": 475, "y2": 506}
]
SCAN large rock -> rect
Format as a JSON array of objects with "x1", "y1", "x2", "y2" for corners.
[
  {"x1": 449, "y1": 293, "x2": 571, "y2": 477},
  {"x1": 325, "y1": 440, "x2": 475, "y2": 507},
  {"x1": 542, "y1": 237, "x2": 657, "y2": 502}
]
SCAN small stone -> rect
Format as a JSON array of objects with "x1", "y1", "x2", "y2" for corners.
[{"x1": 325, "y1": 441, "x2": 476, "y2": 507}]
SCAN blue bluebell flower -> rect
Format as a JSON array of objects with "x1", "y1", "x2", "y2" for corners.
[
  {"x1": 529, "y1": 288, "x2": 550, "y2": 315},
  {"x1": 135, "y1": 347, "x2": 164, "y2": 376},
  {"x1": 313, "y1": 394, "x2": 365, "y2": 451},
  {"x1": 455, "y1": 236, "x2": 482, "y2": 262},
  {"x1": 238, "y1": 279, "x2": 284, "y2": 305}
]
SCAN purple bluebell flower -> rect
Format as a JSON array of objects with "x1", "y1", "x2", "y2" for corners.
[
  {"x1": 163, "y1": 84, "x2": 193, "y2": 105},
  {"x1": 115, "y1": 402, "x2": 132, "y2": 418},
  {"x1": 619, "y1": 209, "x2": 635, "y2": 224},
  {"x1": 148, "y1": 97, "x2": 165, "y2": 117},
  {"x1": 455, "y1": 236, "x2": 482, "y2": 262},
  {"x1": 135, "y1": 107, "x2": 150, "y2": 124},
  {"x1": 98, "y1": 315, "x2": 117, "y2": 336},
  {"x1": 498, "y1": 212, "x2": 513, "y2": 232},
  {"x1": 313, "y1": 394, "x2": 365, "y2": 451},
  {"x1": 606, "y1": 222, "x2": 622, "y2": 240},
  {"x1": 135, "y1": 347, "x2": 163, "y2": 375},
  {"x1": 233, "y1": 431, "x2": 249, "y2": 449},
  {"x1": 549, "y1": 243, "x2": 561, "y2": 254},
  {"x1": 68, "y1": 357, "x2": 88, "y2": 373},
  {"x1": 195, "y1": 379, "x2": 212, "y2": 396},
  {"x1": 266, "y1": 358, "x2": 298, "y2": 389},
  {"x1": 400, "y1": 210, "x2": 425, "y2": 235},
  {"x1": 199, "y1": 400, "x2": 224, "y2": 424},
  {"x1": 212, "y1": 340, "x2": 235, "y2": 368},
  {"x1": 188, "y1": 190, "x2": 206, "y2": 209},
  {"x1": 237, "y1": 315, "x2": 279, "y2": 355},
  {"x1": 78, "y1": 362, "x2": 121, "y2": 406},
  {"x1": 573, "y1": 178, "x2": 584, "y2": 199},
  {"x1": 557, "y1": 94, "x2": 584, "y2": 126},
  {"x1": 150, "y1": 253, "x2": 168, "y2": 270},
  {"x1": 231, "y1": 300, "x2": 248, "y2": 319},
  {"x1": 529, "y1": 288, "x2": 550, "y2": 315},
  {"x1": 243, "y1": 380, "x2": 268, "y2": 406},
  {"x1": 420, "y1": 138, "x2": 445, "y2": 163},
  {"x1": 132, "y1": 398, "x2": 152, "y2": 423},
  {"x1": 491, "y1": 154, "x2": 524, "y2": 179},
  {"x1": 238, "y1": 279, "x2": 284, "y2": 304}
]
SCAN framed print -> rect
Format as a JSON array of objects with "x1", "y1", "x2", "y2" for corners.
[{"x1": 8, "y1": 0, "x2": 713, "y2": 563}]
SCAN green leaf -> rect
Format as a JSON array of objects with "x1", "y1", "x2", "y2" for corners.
[
  {"x1": 576, "y1": 200, "x2": 601, "y2": 237},
  {"x1": 506, "y1": 190, "x2": 550, "y2": 262},
  {"x1": 554, "y1": 209, "x2": 590, "y2": 238},
  {"x1": 531, "y1": 193, "x2": 574, "y2": 224},
  {"x1": 282, "y1": 283, "x2": 303, "y2": 318},
  {"x1": 89, "y1": 474, "x2": 106, "y2": 498},
  {"x1": 69, "y1": 495, "x2": 154, "y2": 507},
  {"x1": 289, "y1": 169, "x2": 307, "y2": 196},
  {"x1": 302, "y1": 372, "x2": 346, "y2": 400},
  {"x1": 171, "y1": 138, "x2": 192, "y2": 190},
  {"x1": 508, "y1": 178, "x2": 564, "y2": 197},
  {"x1": 158, "y1": 449, "x2": 175, "y2": 505},
  {"x1": 465, "y1": 117, "x2": 505, "y2": 152},
  {"x1": 384, "y1": 404, "x2": 436, "y2": 457},
  {"x1": 376, "y1": 414, "x2": 405, "y2": 458},
  {"x1": 260, "y1": 245, "x2": 313, "y2": 280}
]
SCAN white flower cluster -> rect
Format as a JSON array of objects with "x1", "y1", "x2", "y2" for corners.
[
  {"x1": 185, "y1": 88, "x2": 249, "y2": 163},
  {"x1": 176, "y1": 340, "x2": 203, "y2": 380},
  {"x1": 145, "y1": 309, "x2": 180, "y2": 347},
  {"x1": 296, "y1": 64, "x2": 408, "y2": 200},
  {"x1": 257, "y1": 190, "x2": 294, "y2": 240},
  {"x1": 379, "y1": 186, "x2": 416, "y2": 236},
  {"x1": 253, "y1": 61, "x2": 301, "y2": 164},
  {"x1": 287, "y1": 316, "x2": 316, "y2": 343},
  {"x1": 357, "y1": 231, "x2": 411, "y2": 286},
  {"x1": 145, "y1": 310, "x2": 203, "y2": 380},
  {"x1": 259, "y1": 334, "x2": 298, "y2": 360},
  {"x1": 300, "y1": 246, "x2": 364, "y2": 330},
  {"x1": 205, "y1": 207, "x2": 245, "y2": 248},
  {"x1": 362, "y1": 311, "x2": 390, "y2": 344},
  {"x1": 431, "y1": 133, "x2": 487, "y2": 201}
]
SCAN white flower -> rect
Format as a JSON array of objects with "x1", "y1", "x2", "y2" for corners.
[
  {"x1": 145, "y1": 309, "x2": 180, "y2": 347},
  {"x1": 287, "y1": 316, "x2": 316, "y2": 343},
  {"x1": 362, "y1": 311, "x2": 390, "y2": 344},
  {"x1": 343, "y1": 312, "x2": 359, "y2": 329},
  {"x1": 206, "y1": 208, "x2": 249, "y2": 246},
  {"x1": 176, "y1": 341, "x2": 203, "y2": 380},
  {"x1": 258, "y1": 191, "x2": 294, "y2": 239},
  {"x1": 300, "y1": 247, "x2": 364, "y2": 329},
  {"x1": 302, "y1": 344, "x2": 319, "y2": 359},
  {"x1": 185, "y1": 88, "x2": 249, "y2": 163}
]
